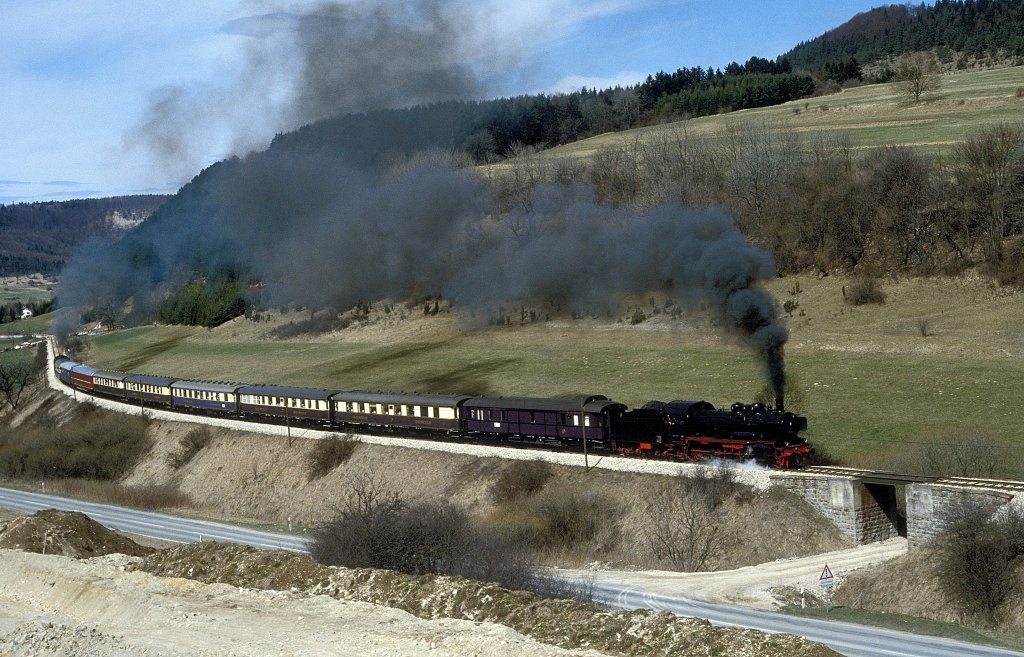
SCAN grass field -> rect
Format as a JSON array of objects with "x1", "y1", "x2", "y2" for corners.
[
  {"x1": 0, "y1": 276, "x2": 55, "y2": 307},
  {"x1": 513, "y1": 66, "x2": 1024, "y2": 166},
  {"x1": 57, "y1": 66, "x2": 1024, "y2": 478},
  {"x1": 79, "y1": 273, "x2": 1024, "y2": 477}
]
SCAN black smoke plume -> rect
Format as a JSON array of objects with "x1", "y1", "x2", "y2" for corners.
[
  {"x1": 60, "y1": 1, "x2": 788, "y2": 402},
  {"x1": 125, "y1": 0, "x2": 489, "y2": 183}
]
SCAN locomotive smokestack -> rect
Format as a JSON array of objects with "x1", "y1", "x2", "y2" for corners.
[{"x1": 776, "y1": 394, "x2": 784, "y2": 413}]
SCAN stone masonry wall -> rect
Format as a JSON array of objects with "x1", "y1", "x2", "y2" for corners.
[
  {"x1": 772, "y1": 474, "x2": 900, "y2": 544},
  {"x1": 773, "y1": 474, "x2": 858, "y2": 542},
  {"x1": 906, "y1": 483, "x2": 1015, "y2": 547},
  {"x1": 775, "y1": 474, "x2": 1020, "y2": 546}
]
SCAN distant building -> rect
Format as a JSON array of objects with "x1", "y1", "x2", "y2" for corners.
[{"x1": 20, "y1": 309, "x2": 33, "y2": 320}]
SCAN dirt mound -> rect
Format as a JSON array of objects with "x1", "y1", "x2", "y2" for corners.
[
  {"x1": 136, "y1": 540, "x2": 331, "y2": 590},
  {"x1": 135, "y1": 541, "x2": 839, "y2": 657},
  {"x1": 0, "y1": 509, "x2": 154, "y2": 558}
]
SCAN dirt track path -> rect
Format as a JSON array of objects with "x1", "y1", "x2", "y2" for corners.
[{"x1": 552, "y1": 537, "x2": 909, "y2": 609}]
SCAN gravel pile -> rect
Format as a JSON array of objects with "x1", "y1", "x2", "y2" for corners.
[{"x1": 0, "y1": 622, "x2": 161, "y2": 657}]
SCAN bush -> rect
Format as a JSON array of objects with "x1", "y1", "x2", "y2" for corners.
[
  {"x1": 914, "y1": 430, "x2": 1004, "y2": 478},
  {"x1": 0, "y1": 412, "x2": 151, "y2": 480},
  {"x1": 306, "y1": 434, "x2": 358, "y2": 480},
  {"x1": 50, "y1": 480, "x2": 193, "y2": 510},
  {"x1": 489, "y1": 459, "x2": 553, "y2": 504},
  {"x1": 505, "y1": 484, "x2": 620, "y2": 552},
  {"x1": 844, "y1": 277, "x2": 886, "y2": 305},
  {"x1": 993, "y1": 238, "x2": 1024, "y2": 288},
  {"x1": 687, "y1": 466, "x2": 750, "y2": 508},
  {"x1": 166, "y1": 426, "x2": 212, "y2": 469},
  {"x1": 641, "y1": 476, "x2": 727, "y2": 572},
  {"x1": 936, "y1": 498, "x2": 1024, "y2": 623},
  {"x1": 309, "y1": 472, "x2": 567, "y2": 596}
]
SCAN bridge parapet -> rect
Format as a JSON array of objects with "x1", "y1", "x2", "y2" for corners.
[
  {"x1": 771, "y1": 468, "x2": 1023, "y2": 546},
  {"x1": 907, "y1": 480, "x2": 1018, "y2": 547}
]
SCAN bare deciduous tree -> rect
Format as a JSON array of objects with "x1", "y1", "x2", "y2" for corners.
[
  {"x1": 895, "y1": 52, "x2": 942, "y2": 103},
  {"x1": 0, "y1": 360, "x2": 36, "y2": 410},
  {"x1": 641, "y1": 475, "x2": 729, "y2": 572},
  {"x1": 951, "y1": 122, "x2": 1024, "y2": 259},
  {"x1": 920, "y1": 430, "x2": 1004, "y2": 479}
]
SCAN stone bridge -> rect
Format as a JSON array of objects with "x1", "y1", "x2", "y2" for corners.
[{"x1": 770, "y1": 466, "x2": 1024, "y2": 546}]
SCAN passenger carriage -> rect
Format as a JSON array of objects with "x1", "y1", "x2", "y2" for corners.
[
  {"x1": 91, "y1": 369, "x2": 130, "y2": 400},
  {"x1": 236, "y1": 385, "x2": 335, "y2": 424},
  {"x1": 171, "y1": 380, "x2": 242, "y2": 414},
  {"x1": 462, "y1": 395, "x2": 626, "y2": 448},
  {"x1": 69, "y1": 364, "x2": 96, "y2": 392},
  {"x1": 56, "y1": 359, "x2": 79, "y2": 386},
  {"x1": 123, "y1": 374, "x2": 177, "y2": 407},
  {"x1": 330, "y1": 391, "x2": 471, "y2": 433}
]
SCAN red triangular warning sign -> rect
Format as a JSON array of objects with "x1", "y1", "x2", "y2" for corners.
[{"x1": 820, "y1": 564, "x2": 834, "y2": 580}]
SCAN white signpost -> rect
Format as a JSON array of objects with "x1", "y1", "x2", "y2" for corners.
[
  {"x1": 819, "y1": 563, "x2": 835, "y2": 612},
  {"x1": 819, "y1": 563, "x2": 834, "y2": 588}
]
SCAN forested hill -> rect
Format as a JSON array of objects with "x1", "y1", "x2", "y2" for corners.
[
  {"x1": 0, "y1": 196, "x2": 168, "y2": 277},
  {"x1": 785, "y1": 0, "x2": 1024, "y2": 73},
  {"x1": 274, "y1": 2, "x2": 1024, "y2": 163}
]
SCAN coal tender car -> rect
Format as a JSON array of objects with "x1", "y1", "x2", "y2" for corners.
[{"x1": 52, "y1": 356, "x2": 812, "y2": 468}]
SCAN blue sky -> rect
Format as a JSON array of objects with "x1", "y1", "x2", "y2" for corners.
[{"x1": 0, "y1": 0, "x2": 887, "y2": 205}]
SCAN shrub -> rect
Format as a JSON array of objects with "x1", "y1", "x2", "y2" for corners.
[
  {"x1": 489, "y1": 459, "x2": 553, "y2": 504},
  {"x1": 306, "y1": 434, "x2": 358, "y2": 480},
  {"x1": 686, "y1": 465, "x2": 751, "y2": 508},
  {"x1": 936, "y1": 498, "x2": 1024, "y2": 623},
  {"x1": 641, "y1": 476, "x2": 727, "y2": 572},
  {"x1": 511, "y1": 484, "x2": 620, "y2": 551},
  {"x1": 993, "y1": 238, "x2": 1024, "y2": 288},
  {"x1": 167, "y1": 426, "x2": 212, "y2": 469},
  {"x1": 0, "y1": 412, "x2": 151, "y2": 480},
  {"x1": 844, "y1": 277, "x2": 886, "y2": 305},
  {"x1": 309, "y1": 472, "x2": 567, "y2": 597},
  {"x1": 50, "y1": 480, "x2": 193, "y2": 510}
]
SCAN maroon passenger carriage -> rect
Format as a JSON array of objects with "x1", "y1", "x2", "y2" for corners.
[{"x1": 463, "y1": 395, "x2": 627, "y2": 448}]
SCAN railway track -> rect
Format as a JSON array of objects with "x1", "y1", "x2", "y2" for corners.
[{"x1": 803, "y1": 465, "x2": 1024, "y2": 492}]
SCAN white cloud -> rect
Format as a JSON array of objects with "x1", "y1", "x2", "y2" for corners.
[{"x1": 548, "y1": 71, "x2": 646, "y2": 94}]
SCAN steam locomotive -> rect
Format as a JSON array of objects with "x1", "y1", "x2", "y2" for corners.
[{"x1": 54, "y1": 355, "x2": 812, "y2": 468}]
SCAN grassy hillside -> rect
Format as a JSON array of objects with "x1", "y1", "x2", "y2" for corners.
[
  {"x1": 521, "y1": 66, "x2": 1024, "y2": 164},
  {"x1": 79, "y1": 273, "x2": 1024, "y2": 477}
]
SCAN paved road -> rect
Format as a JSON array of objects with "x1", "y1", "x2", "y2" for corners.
[
  {"x1": 592, "y1": 583, "x2": 1024, "y2": 657},
  {"x1": 0, "y1": 486, "x2": 308, "y2": 553},
  {"x1": 2, "y1": 485, "x2": 1022, "y2": 657}
]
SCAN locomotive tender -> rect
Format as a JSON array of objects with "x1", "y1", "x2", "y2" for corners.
[{"x1": 54, "y1": 355, "x2": 812, "y2": 468}]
